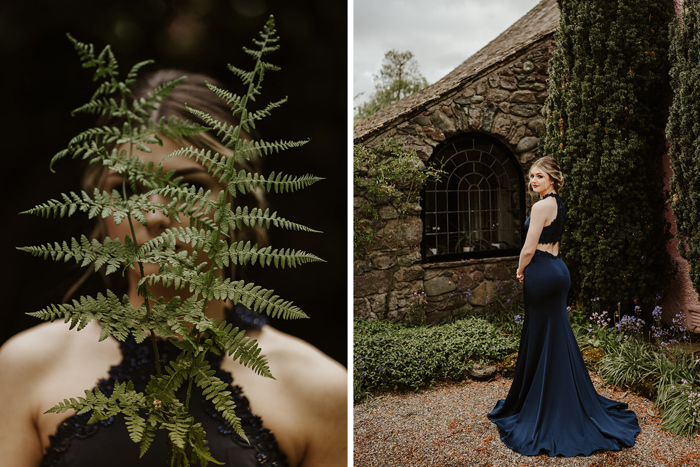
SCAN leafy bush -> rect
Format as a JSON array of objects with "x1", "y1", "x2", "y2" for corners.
[
  {"x1": 658, "y1": 378, "x2": 700, "y2": 439},
  {"x1": 353, "y1": 317, "x2": 518, "y2": 402},
  {"x1": 353, "y1": 141, "x2": 442, "y2": 259},
  {"x1": 598, "y1": 338, "x2": 658, "y2": 394}
]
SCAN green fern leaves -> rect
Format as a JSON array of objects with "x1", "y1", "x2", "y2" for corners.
[{"x1": 20, "y1": 15, "x2": 321, "y2": 465}]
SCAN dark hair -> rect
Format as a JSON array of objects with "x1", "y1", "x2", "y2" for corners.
[{"x1": 65, "y1": 69, "x2": 267, "y2": 300}]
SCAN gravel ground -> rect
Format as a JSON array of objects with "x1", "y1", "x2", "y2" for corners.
[{"x1": 354, "y1": 373, "x2": 700, "y2": 467}]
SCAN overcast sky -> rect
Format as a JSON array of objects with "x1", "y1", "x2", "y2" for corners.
[{"x1": 353, "y1": 0, "x2": 543, "y2": 108}]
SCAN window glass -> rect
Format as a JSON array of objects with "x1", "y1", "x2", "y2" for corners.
[{"x1": 423, "y1": 134, "x2": 523, "y2": 261}]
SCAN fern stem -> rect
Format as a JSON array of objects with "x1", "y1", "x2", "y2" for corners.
[{"x1": 122, "y1": 166, "x2": 163, "y2": 378}]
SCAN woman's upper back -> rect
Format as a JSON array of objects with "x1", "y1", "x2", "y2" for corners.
[{"x1": 535, "y1": 192, "x2": 565, "y2": 245}]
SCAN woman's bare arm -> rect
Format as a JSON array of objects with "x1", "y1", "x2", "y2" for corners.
[
  {"x1": 517, "y1": 200, "x2": 553, "y2": 281},
  {"x1": 0, "y1": 330, "x2": 48, "y2": 467}
]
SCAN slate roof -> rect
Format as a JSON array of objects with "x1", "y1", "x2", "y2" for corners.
[{"x1": 354, "y1": 0, "x2": 559, "y2": 142}]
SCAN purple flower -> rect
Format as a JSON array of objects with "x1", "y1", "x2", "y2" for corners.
[{"x1": 514, "y1": 315, "x2": 523, "y2": 325}]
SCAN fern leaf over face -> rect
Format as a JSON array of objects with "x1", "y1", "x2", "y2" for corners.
[{"x1": 25, "y1": 15, "x2": 323, "y2": 463}]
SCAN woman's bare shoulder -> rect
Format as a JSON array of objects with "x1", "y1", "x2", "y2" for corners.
[
  {"x1": 0, "y1": 321, "x2": 98, "y2": 376},
  {"x1": 255, "y1": 326, "x2": 347, "y2": 391},
  {"x1": 532, "y1": 196, "x2": 558, "y2": 218}
]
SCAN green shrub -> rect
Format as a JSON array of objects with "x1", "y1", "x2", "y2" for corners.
[
  {"x1": 353, "y1": 317, "x2": 518, "y2": 402},
  {"x1": 598, "y1": 334, "x2": 700, "y2": 437},
  {"x1": 598, "y1": 337, "x2": 658, "y2": 394},
  {"x1": 658, "y1": 378, "x2": 700, "y2": 438}
]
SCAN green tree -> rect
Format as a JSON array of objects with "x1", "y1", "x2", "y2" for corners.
[
  {"x1": 668, "y1": 0, "x2": 700, "y2": 296},
  {"x1": 541, "y1": 0, "x2": 675, "y2": 311},
  {"x1": 354, "y1": 50, "x2": 428, "y2": 122}
]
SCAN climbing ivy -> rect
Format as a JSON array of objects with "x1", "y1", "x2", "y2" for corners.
[
  {"x1": 668, "y1": 0, "x2": 700, "y2": 297},
  {"x1": 541, "y1": 0, "x2": 675, "y2": 311}
]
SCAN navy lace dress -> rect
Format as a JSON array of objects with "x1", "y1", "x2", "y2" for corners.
[
  {"x1": 41, "y1": 305, "x2": 287, "y2": 467},
  {"x1": 487, "y1": 192, "x2": 640, "y2": 456}
]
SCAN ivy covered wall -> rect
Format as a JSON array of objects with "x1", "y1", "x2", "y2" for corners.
[{"x1": 541, "y1": 0, "x2": 675, "y2": 314}]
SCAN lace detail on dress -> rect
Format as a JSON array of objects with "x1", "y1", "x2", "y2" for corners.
[
  {"x1": 41, "y1": 306, "x2": 286, "y2": 467},
  {"x1": 525, "y1": 192, "x2": 565, "y2": 245},
  {"x1": 538, "y1": 192, "x2": 565, "y2": 244}
]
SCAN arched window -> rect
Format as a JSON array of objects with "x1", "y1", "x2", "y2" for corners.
[{"x1": 422, "y1": 133, "x2": 525, "y2": 262}]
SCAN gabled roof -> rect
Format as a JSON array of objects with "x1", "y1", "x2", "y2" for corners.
[{"x1": 354, "y1": 0, "x2": 559, "y2": 142}]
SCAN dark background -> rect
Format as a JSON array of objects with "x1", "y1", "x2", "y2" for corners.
[{"x1": 0, "y1": 0, "x2": 347, "y2": 366}]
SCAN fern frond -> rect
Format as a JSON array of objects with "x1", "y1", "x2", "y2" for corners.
[
  {"x1": 240, "y1": 97, "x2": 287, "y2": 130},
  {"x1": 20, "y1": 188, "x2": 174, "y2": 227},
  {"x1": 27, "y1": 290, "x2": 138, "y2": 340},
  {"x1": 125, "y1": 59, "x2": 155, "y2": 86},
  {"x1": 220, "y1": 241, "x2": 324, "y2": 269},
  {"x1": 150, "y1": 185, "x2": 217, "y2": 214},
  {"x1": 72, "y1": 97, "x2": 123, "y2": 117},
  {"x1": 139, "y1": 227, "x2": 218, "y2": 257},
  {"x1": 67, "y1": 33, "x2": 119, "y2": 82},
  {"x1": 142, "y1": 271, "x2": 308, "y2": 320},
  {"x1": 46, "y1": 381, "x2": 147, "y2": 426},
  {"x1": 164, "y1": 146, "x2": 229, "y2": 180},
  {"x1": 235, "y1": 137, "x2": 309, "y2": 161},
  {"x1": 90, "y1": 80, "x2": 123, "y2": 101},
  {"x1": 204, "y1": 82, "x2": 244, "y2": 108},
  {"x1": 132, "y1": 77, "x2": 186, "y2": 119},
  {"x1": 222, "y1": 206, "x2": 321, "y2": 233},
  {"x1": 139, "y1": 424, "x2": 157, "y2": 458},
  {"x1": 185, "y1": 107, "x2": 240, "y2": 148},
  {"x1": 227, "y1": 170, "x2": 322, "y2": 196},
  {"x1": 50, "y1": 141, "x2": 112, "y2": 170},
  {"x1": 192, "y1": 357, "x2": 246, "y2": 441},
  {"x1": 226, "y1": 64, "x2": 255, "y2": 86},
  {"x1": 156, "y1": 116, "x2": 209, "y2": 140},
  {"x1": 18, "y1": 235, "x2": 126, "y2": 274},
  {"x1": 67, "y1": 126, "x2": 124, "y2": 148},
  {"x1": 210, "y1": 321, "x2": 273, "y2": 378},
  {"x1": 124, "y1": 410, "x2": 147, "y2": 443}
]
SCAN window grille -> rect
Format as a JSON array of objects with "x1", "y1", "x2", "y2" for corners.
[{"x1": 423, "y1": 134, "x2": 524, "y2": 262}]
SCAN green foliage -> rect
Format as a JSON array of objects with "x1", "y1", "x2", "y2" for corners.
[
  {"x1": 19, "y1": 17, "x2": 321, "y2": 465},
  {"x1": 353, "y1": 317, "x2": 518, "y2": 402},
  {"x1": 598, "y1": 337, "x2": 700, "y2": 437},
  {"x1": 577, "y1": 300, "x2": 700, "y2": 438},
  {"x1": 354, "y1": 49, "x2": 428, "y2": 122},
  {"x1": 353, "y1": 141, "x2": 443, "y2": 259},
  {"x1": 667, "y1": 0, "x2": 700, "y2": 297},
  {"x1": 657, "y1": 375, "x2": 700, "y2": 438},
  {"x1": 541, "y1": 0, "x2": 675, "y2": 310}
]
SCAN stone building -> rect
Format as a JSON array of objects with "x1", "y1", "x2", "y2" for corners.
[{"x1": 353, "y1": 0, "x2": 700, "y2": 330}]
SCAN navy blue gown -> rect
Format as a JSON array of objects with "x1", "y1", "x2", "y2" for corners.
[{"x1": 487, "y1": 192, "x2": 640, "y2": 457}]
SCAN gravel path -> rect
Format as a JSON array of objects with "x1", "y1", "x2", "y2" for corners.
[{"x1": 354, "y1": 374, "x2": 700, "y2": 466}]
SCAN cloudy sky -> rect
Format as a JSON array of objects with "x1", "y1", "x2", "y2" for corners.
[{"x1": 353, "y1": 0, "x2": 543, "y2": 108}]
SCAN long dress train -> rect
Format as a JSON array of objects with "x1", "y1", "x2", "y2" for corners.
[{"x1": 487, "y1": 195, "x2": 639, "y2": 457}]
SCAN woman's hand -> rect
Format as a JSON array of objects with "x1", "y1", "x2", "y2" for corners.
[{"x1": 516, "y1": 269, "x2": 524, "y2": 283}]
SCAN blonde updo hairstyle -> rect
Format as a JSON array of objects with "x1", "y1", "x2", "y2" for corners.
[
  {"x1": 529, "y1": 156, "x2": 564, "y2": 193},
  {"x1": 65, "y1": 69, "x2": 268, "y2": 300}
]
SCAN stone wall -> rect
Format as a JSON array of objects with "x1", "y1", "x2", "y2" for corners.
[{"x1": 354, "y1": 38, "x2": 555, "y2": 324}]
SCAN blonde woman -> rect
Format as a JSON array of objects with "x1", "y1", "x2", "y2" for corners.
[
  {"x1": 0, "y1": 71, "x2": 347, "y2": 467},
  {"x1": 487, "y1": 156, "x2": 639, "y2": 457}
]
